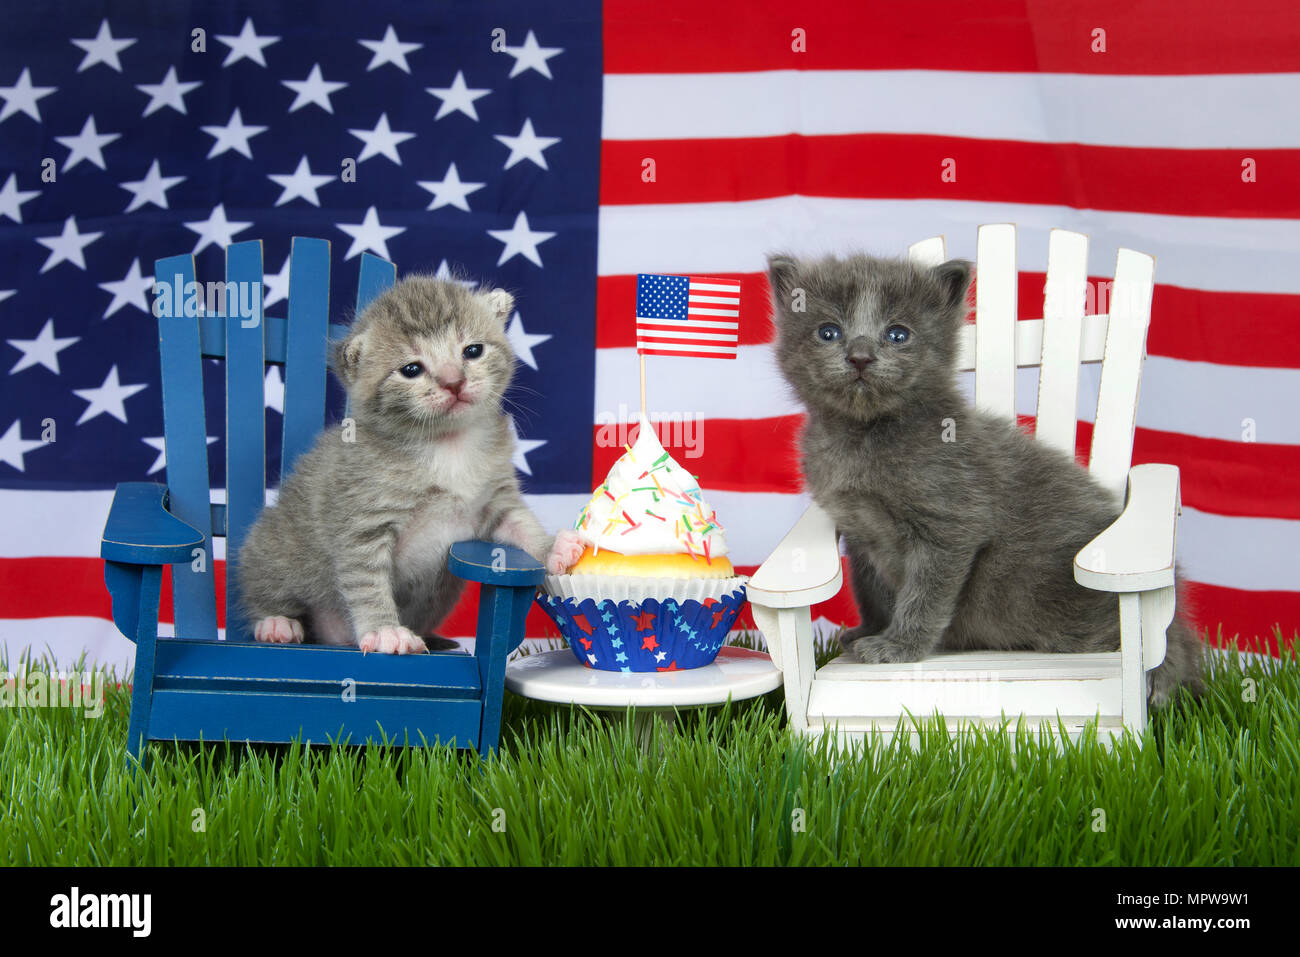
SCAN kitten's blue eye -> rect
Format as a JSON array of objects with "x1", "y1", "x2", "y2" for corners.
[
  {"x1": 463, "y1": 344, "x2": 484, "y2": 360},
  {"x1": 399, "y1": 362, "x2": 423, "y2": 378},
  {"x1": 817, "y1": 323, "x2": 842, "y2": 342},
  {"x1": 885, "y1": 325, "x2": 910, "y2": 344}
]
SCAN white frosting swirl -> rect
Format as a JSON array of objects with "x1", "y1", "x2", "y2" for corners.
[{"x1": 574, "y1": 416, "x2": 728, "y2": 562}]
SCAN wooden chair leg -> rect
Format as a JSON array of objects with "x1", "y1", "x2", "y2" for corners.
[
  {"x1": 125, "y1": 565, "x2": 164, "y2": 767},
  {"x1": 1117, "y1": 592, "x2": 1147, "y2": 735},
  {"x1": 753, "y1": 604, "x2": 816, "y2": 734},
  {"x1": 473, "y1": 583, "x2": 535, "y2": 755}
]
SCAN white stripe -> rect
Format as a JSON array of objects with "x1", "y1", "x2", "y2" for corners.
[
  {"x1": 2, "y1": 487, "x2": 1297, "y2": 594},
  {"x1": 1180, "y1": 507, "x2": 1300, "y2": 592},
  {"x1": 687, "y1": 294, "x2": 741, "y2": 305},
  {"x1": 1, "y1": 616, "x2": 139, "y2": 677},
  {"x1": 596, "y1": 345, "x2": 789, "y2": 419},
  {"x1": 636, "y1": 316, "x2": 740, "y2": 331},
  {"x1": 637, "y1": 342, "x2": 738, "y2": 355},
  {"x1": 603, "y1": 70, "x2": 1300, "y2": 148},
  {"x1": 598, "y1": 197, "x2": 1300, "y2": 296},
  {"x1": 689, "y1": 281, "x2": 741, "y2": 293},
  {"x1": 3, "y1": 488, "x2": 115, "y2": 558},
  {"x1": 1004, "y1": 360, "x2": 1300, "y2": 445},
  {"x1": 686, "y1": 306, "x2": 741, "y2": 317}
]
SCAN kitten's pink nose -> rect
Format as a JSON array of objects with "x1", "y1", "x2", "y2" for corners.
[
  {"x1": 435, "y1": 364, "x2": 466, "y2": 394},
  {"x1": 847, "y1": 354, "x2": 874, "y2": 371}
]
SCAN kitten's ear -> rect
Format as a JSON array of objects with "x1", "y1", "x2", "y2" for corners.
[
  {"x1": 333, "y1": 331, "x2": 365, "y2": 386},
  {"x1": 933, "y1": 259, "x2": 974, "y2": 311},
  {"x1": 484, "y1": 288, "x2": 514, "y2": 323},
  {"x1": 766, "y1": 253, "x2": 801, "y2": 312}
]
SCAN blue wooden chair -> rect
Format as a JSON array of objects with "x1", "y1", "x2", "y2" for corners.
[{"x1": 100, "y1": 237, "x2": 543, "y2": 759}]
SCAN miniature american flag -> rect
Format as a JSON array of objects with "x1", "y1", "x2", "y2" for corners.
[{"x1": 635, "y1": 273, "x2": 741, "y2": 359}]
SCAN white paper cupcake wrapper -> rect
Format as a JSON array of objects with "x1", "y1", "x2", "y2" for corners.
[{"x1": 542, "y1": 572, "x2": 748, "y2": 605}]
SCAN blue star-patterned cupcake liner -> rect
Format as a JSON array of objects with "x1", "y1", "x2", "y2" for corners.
[{"x1": 536, "y1": 587, "x2": 747, "y2": 672}]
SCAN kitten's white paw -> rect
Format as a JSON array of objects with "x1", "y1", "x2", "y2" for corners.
[
  {"x1": 254, "y1": 616, "x2": 304, "y2": 644},
  {"x1": 359, "y1": 625, "x2": 427, "y2": 655},
  {"x1": 546, "y1": 528, "x2": 585, "y2": 575}
]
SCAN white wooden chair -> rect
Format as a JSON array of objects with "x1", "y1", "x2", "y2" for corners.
[{"x1": 748, "y1": 225, "x2": 1179, "y2": 748}]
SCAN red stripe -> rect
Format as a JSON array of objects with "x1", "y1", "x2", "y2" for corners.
[
  {"x1": 1, "y1": 557, "x2": 114, "y2": 620},
  {"x1": 1130, "y1": 427, "x2": 1300, "y2": 521},
  {"x1": 1021, "y1": 416, "x2": 1300, "y2": 522},
  {"x1": 603, "y1": 0, "x2": 1300, "y2": 75},
  {"x1": 602, "y1": 136, "x2": 1300, "y2": 219},
  {"x1": 588, "y1": 414, "x2": 1300, "y2": 519},
  {"x1": 591, "y1": 416, "x2": 804, "y2": 491},
  {"x1": 1184, "y1": 582, "x2": 1300, "y2": 654},
  {"x1": 0, "y1": 557, "x2": 564, "y2": 642},
  {"x1": 599, "y1": 273, "x2": 1300, "y2": 369}
]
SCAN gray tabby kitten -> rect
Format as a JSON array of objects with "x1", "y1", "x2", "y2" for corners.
[
  {"x1": 767, "y1": 252, "x2": 1204, "y2": 705},
  {"x1": 238, "y1": 276, "x2": 577, "y2": 655}
]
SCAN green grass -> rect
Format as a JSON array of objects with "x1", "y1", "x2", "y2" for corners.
[{"x1": 2, "y1": 633, "x2": 1298, "y2": 866}]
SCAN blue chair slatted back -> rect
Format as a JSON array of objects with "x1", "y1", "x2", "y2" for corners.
[{"x1": 153, "y1": 238, "x2": 396, "y2": 642}]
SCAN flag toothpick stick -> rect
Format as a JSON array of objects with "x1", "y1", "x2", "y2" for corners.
[{"x1": 639, "y1": 352, "x2": 647, "y2": 418}]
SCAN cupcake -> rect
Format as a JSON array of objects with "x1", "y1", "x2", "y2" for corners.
[{"x1": 539, "y1": 417, "x2": 747, "y2": 671}]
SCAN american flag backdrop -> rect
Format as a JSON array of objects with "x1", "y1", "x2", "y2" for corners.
[{"x1": 1, "y1": 1, "x2": 1297, "y2": 674}]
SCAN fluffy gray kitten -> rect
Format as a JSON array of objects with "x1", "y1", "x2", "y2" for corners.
[
  {"x1": 767, "y1": 252, "x2": 1204, "y2": 705},
  {"x1": 237, "y1": 276, "x2": 578, "y2": 655}
]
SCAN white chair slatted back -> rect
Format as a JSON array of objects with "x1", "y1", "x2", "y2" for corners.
[
  {"x1": 973, "y1": 224, "x2": 1018, "y2": 419},
  {"x1": 907, "y1": 235, "x2": 947, "y2": 267},
  {"x1": 1034, "y1": 229, "x2": 1090, "y2": 456},
  {"x1": 1089, "y1": 248, "x2": 1156, "y2": 499},
  {"x1": 907, "y1": 227, "x2": 1152, "y2": 502}
]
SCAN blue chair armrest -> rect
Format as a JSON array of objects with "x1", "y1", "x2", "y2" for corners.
[
  {"x1": 447, "y1": 541, "x2": 545, "y2": 587},
  {"x1": 101, "y1": 482, "x2": 206, "y2": 565}
]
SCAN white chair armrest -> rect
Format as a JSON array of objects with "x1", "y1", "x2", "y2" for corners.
[
  {"x1": 1074, "y1": 463, "x2": 1180, "y2": 593},
  {"x1": 748, "y1": 502, "x2": 843, "y2": 609}
]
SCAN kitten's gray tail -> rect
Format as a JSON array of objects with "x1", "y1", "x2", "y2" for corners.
[{"x1": 1148, "y1": 614, "x2": 1207, "y2": 707}]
